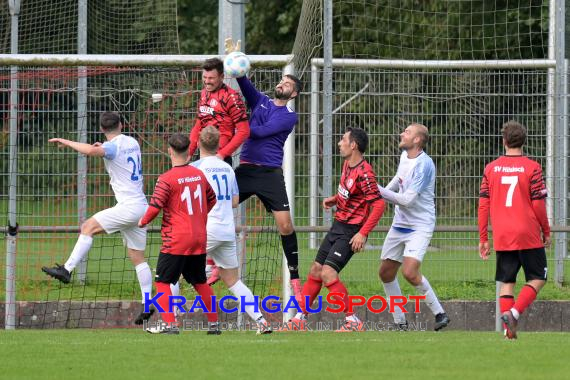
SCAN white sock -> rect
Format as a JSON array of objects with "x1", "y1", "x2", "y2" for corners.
[
  {"x1": 64, "y1": 234, "x2": 93, "y2": 272},
  {"x1": 383, "y1": 279, "x2": 406, "y2": 324},
  {"x1": 229, "y1": 280, "x2": 263, "y2": 322},
  {"x1": 255, "y1": 315, "x2": 267, "y2": 325},
  {"x1": 170, "y1": 282, "x2": 180, "y2": 297},
  {"x1": 170, "y1": 282, "x2": 183, "y2": 312},
  {"x1": 135, "y1": 262, "x2": 153, "y2": 304},
  {"x1": 414, "y1": 275, "x2": 444, "y2": 316},
  {"x1": 510, "y1": 308, "x2": 520, "y2": 320},
  {"x1": 346, "y1": 314, "x2": 360, "y2": 323},
  {"x1": 294, "y1": 312, "x2": 306, "y2": 320}
]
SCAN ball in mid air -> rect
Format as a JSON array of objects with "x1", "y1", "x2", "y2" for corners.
[{"x1": 224, "y1": 51, "x2": 250, "y2": 78}]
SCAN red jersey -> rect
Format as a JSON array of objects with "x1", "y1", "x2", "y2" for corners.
[
  {"x1": 189, "y1": 84, "x2": 249, "y2": 158},
  {"x1": 140, "y1": 165, "x2": 217, "y2": 255},
  {"x1": 334, "y1": 159, "x2": 385, "y2": 236},
  {"x1": 478, "y1": 155, "x2": 550, "y2": 251}
]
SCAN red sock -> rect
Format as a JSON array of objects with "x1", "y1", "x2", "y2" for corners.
[
  {"x1": 155, "y1": 282, "x2": 175, "y2": 324},
  {"x1": 325, "y1": 278, "x2": 351, "y2": 316},
  {"x1": 193, "y1": 283, "x2": 218, "y2": 323},
  {"x1": 499, "y1": 295, "x2": 515, "y2": 314},
  {"x1": 301, "y1": 275, "x2": 323, "y2": 314},
  {"x1": 499, "y1": 295, "x2": 515, "y2": 329},
  {"x1": 513, "y1": 284, "x2": 538, "y2": 316}
]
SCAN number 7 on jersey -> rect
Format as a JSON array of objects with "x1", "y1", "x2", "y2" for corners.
[{"x1": 501, "y1": 175, "x2": 518, "y2": 207}]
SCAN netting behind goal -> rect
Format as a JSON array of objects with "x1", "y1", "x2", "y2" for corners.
[
  {"x1": 292, "y1": 0, "x2": 550, "y2": 73},
  {"x1": 0, "y1": 0, "x2": 179, "y2": 54},
  {"x1": 290, "y1": 0, "x2": 569, "y2": 297},
  {"x1": 292, "y1": 65, "x2": 569, "y2": 295},
  {"x1": 0, "y1": 65, "x2": 290, "y2": 328}
]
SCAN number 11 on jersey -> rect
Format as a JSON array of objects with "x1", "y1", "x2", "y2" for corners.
[
  {"x1": 181, "y1": 184, "x2": 202, "y2": 215},
  {"x1": 212, "y1": 174, "x2": 231, "y2": 200}
]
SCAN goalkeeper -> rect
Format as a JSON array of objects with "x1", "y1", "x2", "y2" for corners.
[{"x1": 226, "y1": 38, "x2": 304, "y2": 301}]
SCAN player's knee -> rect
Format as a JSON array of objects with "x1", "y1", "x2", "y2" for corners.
[
  {"x1": 528, "y1": 279, "x2": 546, "y2": 292},
  {"x1": 379, "y1": 267, "x2": 392, "y2": 283},
  {"x1": 320, "y1": 266, "x2": 338, "y2": 283},
  {"x1": 80, "y1": 219, "x2": 99, "y2": 236},
  {"x1": 220, "y1": 268, "x2": 238, "y2": 287},
  {"x1": 308, "y1": 262, "x2": 322, "y2": 279},
  {"x1": 379, "y1": 264, "x2": 397, "y2": 283},
  {"x1": 401, "y1": 267, "x2": 421, "y2": 285},
  {"x1": 128, "y1": 249, "x2": 145, "y2": 265},
  {"x1": 277, "y1": 222, "x2": 294, "y2": 235}
]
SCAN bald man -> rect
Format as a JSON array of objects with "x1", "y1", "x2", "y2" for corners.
[{"x1": 378, "y1": 123, "x2": 450, "y2": 331}]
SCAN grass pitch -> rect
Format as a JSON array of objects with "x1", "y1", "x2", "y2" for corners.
[{"x1": 1, "y1": 329, "x2": 569, "y2": 380}]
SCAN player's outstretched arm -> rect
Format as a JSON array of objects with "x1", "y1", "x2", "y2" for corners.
[
  {"x1": 225, "y1": 38, "x2": 262, "y2": 109},
  {"x1": 382, "y1": 175, "x2": 399, "y2": 192},
  {"x1": 379, "y1": 186, "x2": 418, "y2": 207},
  {"x1": 236, "y1": 76, "x2": 262, "y2": 109},
  {"x1": 224, "y1": 37, "x2": 241, "y2": 54},
  {"x1": 49, "y1": 138, "x2": 105, "y2": 157}
]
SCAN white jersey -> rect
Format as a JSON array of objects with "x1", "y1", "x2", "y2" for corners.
[
  {"x1": 388, "y1": 151, "x2": 436, "y2": 232},
  {"x1": 192, "y1": 156, "x2": 239, "y2": 241},
  {"x1": 101, "y1": 134, "x2": 147, "y2": 205}
]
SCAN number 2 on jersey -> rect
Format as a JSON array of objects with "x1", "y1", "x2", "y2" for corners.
[
  {"x1": 501, "y1": 175, "x2": 518, "y2": 207},
  {"x1": 127, "y1": 155, "x2": 142, "y2": 181},
  {"x1": 181, "y1": 184, "x2": 203, "y2": 215}
]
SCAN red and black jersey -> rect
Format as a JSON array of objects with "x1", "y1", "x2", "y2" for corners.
[
  {"x1": 335, "y1": 159, "x2": 383, "y2": 228},
  {"x1": 140, "y1": 165, "x2": 217, "y2": 255},
  {"x1": 478, "y1": 155, "x2": 550, "y2": 251},
  {"x1": 189, "y1": 84, "x2": 249, "y2": 158}
]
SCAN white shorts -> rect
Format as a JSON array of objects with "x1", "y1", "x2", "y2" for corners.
[
  {"x1": 380, "y1": 227, "x2": 433, "y2": 263},
  {"x1": 92, "y1": 203, "x2": 148, "y2": 251},
  {"x1": 207, "y1": 240, "x2": 239, "y2": 269}
]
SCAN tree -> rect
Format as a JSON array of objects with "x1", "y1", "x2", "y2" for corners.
[{"x1": 177, "y1": 0, "x2": 302, "y2": 55}]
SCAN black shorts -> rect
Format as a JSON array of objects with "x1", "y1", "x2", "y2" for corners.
[
  {"x1": 155, "y1": 253, "x2": 207, "y2": 285},
  {"x1": 235, "y1": 164, "x2": 290, "y2": 212},
  {"x1": 495, "y1": 248, "x2": 548, "y2": 283},
  {"x1": 315, "y1": 220, "x2": 361, "y2": 273}
]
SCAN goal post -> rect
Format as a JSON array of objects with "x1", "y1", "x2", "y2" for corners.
[{"x1": 1, "y1": 53, "x2": 295, "y2": 329}]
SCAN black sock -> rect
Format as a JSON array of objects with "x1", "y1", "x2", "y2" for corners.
[{"x1": 281, "y1": 231, "x2": 299, "y2": 279}]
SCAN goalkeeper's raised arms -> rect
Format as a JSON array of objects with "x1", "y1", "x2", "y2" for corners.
[{"x1": 224, "y1": 37, "x2": 242, "y2": 54}]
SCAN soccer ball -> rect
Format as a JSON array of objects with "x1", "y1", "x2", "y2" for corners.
[{"x1": 223, "y1": 51, "x2": 250, "y2": 78}]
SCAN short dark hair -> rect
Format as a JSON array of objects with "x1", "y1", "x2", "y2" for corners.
[
  {"x1": 168, "y1": 133, "x2": 190, "y2": 154},
  {"x1": 199, "y1": 126, "x2": 220, "y2": 153},
  {"x1": 202, "y1": 58, "x2": 224, "y2": 75},
  {"x1": 284, "y1": 74, "x2": 302, "y2": 94},
  {"x1": 347, "y1": 127, "x2": 368, "y2": 153},
  {"x1": 99, "y1": 112, "x2": 121, "y2": 132},
  {"x1": 502, "y1": 120, "x2": 527, "y2": 148}
]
